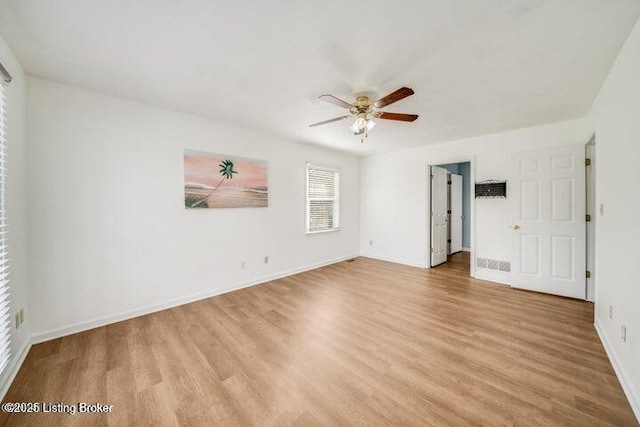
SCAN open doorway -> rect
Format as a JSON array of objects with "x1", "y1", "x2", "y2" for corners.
[{"x1": 430, "y1": 162, "x2": 471, "y2": 272}]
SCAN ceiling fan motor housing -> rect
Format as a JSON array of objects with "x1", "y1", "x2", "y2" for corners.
[{"x1": 350, "y1": 96, "x2": 375, "y2": 117}]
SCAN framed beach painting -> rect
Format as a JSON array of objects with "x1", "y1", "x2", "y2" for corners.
[{"x1": 184, "y1": 150, "x2": 268, "y2": 209}]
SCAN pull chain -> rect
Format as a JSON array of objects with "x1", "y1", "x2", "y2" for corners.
[{"x1": 361, "y1": 128, "x2": 368, "y2": 143}]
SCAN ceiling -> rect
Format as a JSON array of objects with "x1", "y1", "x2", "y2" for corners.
[{"x1": 1, "y1": 1, "x2": 639, "y2": 155}]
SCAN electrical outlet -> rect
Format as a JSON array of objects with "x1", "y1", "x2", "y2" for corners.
[
  {"x1": 369, "y1": 240, "x2": 373, "y2": 246},
  {"x1": 609, "y1": 305, "x2": 613, "y2": 319},
  {"x1": 621, "y1": 325, "x2": 627, "y2": 342},
  {"x1": 14, "y1": 313, "x2": 19, "y2": 329},
  {"x1": 241, "y1": 261, "x2": 246, "y2": 269},
  {"x1": 19, "y1": 308, "x2": 23, "y2": 325},
  {"x1": 264, "y1": 256, "x2": 269, "y2": 264}
]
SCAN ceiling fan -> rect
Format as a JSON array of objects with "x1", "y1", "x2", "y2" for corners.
[{"x1": 309, "y1": 87, "x2": 418, "y2": 142}]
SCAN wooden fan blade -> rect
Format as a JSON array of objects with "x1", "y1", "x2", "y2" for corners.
[
  {"x1": 309, "y1": 115, "x2": 351, "y2": 127},
  {"x1": 319, "y1": 94, "x2": 354, "y2": 109},
  {"x1": 376, "y1": 112, "x2": 419, "y2": 122},
  {"x1": 373, "y1": 87, "x2": 415, "y2": 108}
]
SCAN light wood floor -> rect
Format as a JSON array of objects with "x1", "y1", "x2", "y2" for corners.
[{"x1": 2, "y1": 253, "x2": 637, "y2": 426}]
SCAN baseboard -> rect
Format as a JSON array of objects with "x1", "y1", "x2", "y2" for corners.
[
  {"x1": 359, "y1": 254, "x2": 426, "y2": 269},
  {"x1": 30, "y1": 253, "x2": 358, "y2": 345},
  {"x1": 595, "y1": 320, "x2": 640, "y2": 422},
  {"x1": 462, "y1": 247, "x2": 471, "y2": 252},
  {"x1": 0, "y1": 337, "x2": 32, "y2": 401}
]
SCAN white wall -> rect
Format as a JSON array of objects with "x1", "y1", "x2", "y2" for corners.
[
  {"x1": 589, "y1": 17, "x2": 640, "y2": 419},
  {"x1": 26, "y1": 77, "x2": 360, "y2": 339},
  {"x1": 360, "y1": 118, "x2": 592, "y2": 281},
  {"x1": 0, "y1": 35, "x2": 30, "y2": 390}
]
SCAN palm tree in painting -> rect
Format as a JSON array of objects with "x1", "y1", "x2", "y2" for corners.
[{"x1": 190, "y1": 159, "x2": 239, "y2": 208}]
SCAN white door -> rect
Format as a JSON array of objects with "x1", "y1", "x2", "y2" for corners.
[
  {"x1": 510, "y1": 145, "x2": 586, "y2": 299},
  {"x1": 431, "y1": 166, "x2": 448, "y2": 266},
  {"x1": 450, "y1": 174, "x2": 463, "y2": 254}
]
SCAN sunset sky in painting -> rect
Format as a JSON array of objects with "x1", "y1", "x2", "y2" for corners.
[{"x1": 184, "y1": 150, "x2": 268, "y2": 189}]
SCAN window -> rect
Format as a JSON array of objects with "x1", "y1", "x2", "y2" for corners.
[
  {"x1": 0, "y1": 82, "x2": 10, "y2": 375},
  {"x1": 306, "y1": 163, "x2": 339, "y2": 233}
]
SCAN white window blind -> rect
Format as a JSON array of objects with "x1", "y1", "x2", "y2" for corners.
[
  {"x1": 0, "y1": 83, "x2": 10, "y2": 375},
  {"x1": 306, "y1": 164, "x2": 339, "y2": 233}
]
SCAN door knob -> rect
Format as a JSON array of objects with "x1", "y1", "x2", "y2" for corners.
[{"x1": 511, "y1": 224, "x2": 520, "y2": 230}]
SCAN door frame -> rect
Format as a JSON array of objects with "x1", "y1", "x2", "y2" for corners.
[
  {"x1": 426, "y1": 157, "x2": 476, "y2": 277},
  {"x1": 586, "y1": 135, "x2": 596, "y2": 302}
]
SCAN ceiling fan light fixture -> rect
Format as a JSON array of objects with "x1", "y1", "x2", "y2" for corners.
[
  {"x1": 366, "y1": 119, "x2": 376, "y2": 131},
  {"x1": 350, "y1": 117, "x2": 367, "y2": 134},
  {"x1": 350, "y1": 117, "x2": 375, "y2": 135}
]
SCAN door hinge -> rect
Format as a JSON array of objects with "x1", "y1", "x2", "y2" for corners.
[
  {"x1": 586, "y1": 270, "x2": 591, "y2": 278},
  {"x1": 586, "y1": 214, "x2": 591, "y2": 222},
  {"x1": 447, "y1": 239, "x2": 451, "y2": 243},
  {"x1": 430, "y1": 248, "x2": 433, "y2": 253},
  {"x1": 585, "y1": 158, "x2": 591, "y2": 166},
  {"x1": 430, "y1": 174, "x2": 434, "y2": 180},
  {"x1": 447, "y1": 209, "x2": 451, "y2": 214},
  {"x1": 447, "y1": 180, "x2": 452, "y2": 185}
]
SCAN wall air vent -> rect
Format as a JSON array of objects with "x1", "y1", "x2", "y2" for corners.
[
  {"x1": 499, "y1": 261, "x2": 511, "y2": 272},
  {"x1": 475, "y1": 180, "x2": 507, "y2": 199},
  {"x1": 487, "y1": 259, "x2": 500, "y2": 270},
  {"x1": 476, "y1": 257, "x2": 510, "y2": 272}
]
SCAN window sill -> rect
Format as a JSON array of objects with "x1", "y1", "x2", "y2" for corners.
[{"x1": 306, "y1": 228, "x2": 340, "y2": 235}]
